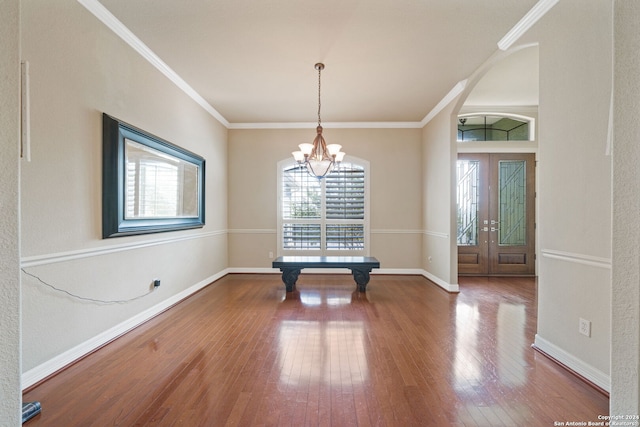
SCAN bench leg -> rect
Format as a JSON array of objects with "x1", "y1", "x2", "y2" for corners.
[
  {"x1": 351, "y1": 268, "x2": 372, "y2": 292},
  {"x1": 280, "y1": 268, "x2": 301, "y2": 292}
]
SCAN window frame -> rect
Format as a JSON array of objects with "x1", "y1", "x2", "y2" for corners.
[{"x1": 277, "y1": 155, "x2": 370, "y2": 256}]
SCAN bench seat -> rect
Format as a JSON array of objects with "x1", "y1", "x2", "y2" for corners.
[{"x1": 272, "y1": 256, "x2": 380, "y2": 292}]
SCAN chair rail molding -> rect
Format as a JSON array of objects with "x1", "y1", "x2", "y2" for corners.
[
  {"x1": 21, "y1": 230, "x2": 226, "y2": 267},
  {"x1": 540, "y1": 248, "x2": 612, "y2": 270}
]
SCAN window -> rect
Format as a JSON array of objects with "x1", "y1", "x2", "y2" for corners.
[
  {"x1": 457, "y1": 114, "x2": 533, "y2": 142},
  {"x1": 278, "y1": 157, "x2": 369, "y2": 255}
]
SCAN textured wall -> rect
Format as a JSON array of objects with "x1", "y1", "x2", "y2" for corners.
[
  {"x1": 0, "y1": 0, "x2": 22, "y2": 424},
  {"x1": 612, "y1": 0, "x2": 640, "y2": 415}
]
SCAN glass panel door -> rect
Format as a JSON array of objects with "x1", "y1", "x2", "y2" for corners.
[
  {"x1": 489, "y1": 154, "x2": 535, "y2": 275},
  {"x1": 498, "y1": 160, "x2": 527, "y2": 246},
  {"x1": 457, "y1": 160, "x2": 480, "y2": 246},
  {"x1": 457, "y1": 154, "x2": 489, "y2": 275}
]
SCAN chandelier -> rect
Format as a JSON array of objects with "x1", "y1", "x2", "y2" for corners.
[{"x1": 292, "y1": 63, "x2": 345, "y2": 178}]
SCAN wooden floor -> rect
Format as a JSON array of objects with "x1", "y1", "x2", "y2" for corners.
[{"x1": 23, "y1": 274, "x2": 608, "y2": 426}]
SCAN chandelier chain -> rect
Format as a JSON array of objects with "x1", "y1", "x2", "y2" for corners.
[{"x1": 317, "y1": 65, "x2": 322, "y2": 126}]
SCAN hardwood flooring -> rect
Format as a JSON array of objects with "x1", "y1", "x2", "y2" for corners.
[{"x1": 22, "y1": 274, "x2": 609, "y2": 426}]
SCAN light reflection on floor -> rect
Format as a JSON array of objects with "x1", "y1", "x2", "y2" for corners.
[
  {"x1": 277, "y1": 320, "x2": 368, "y2": 386},
  {"x1": 453, "y1": 303, "x2": 482, "y2": 390},
  {"x1": 299, "y1": 290, "x2": 352, "y2": 306},
  {"x1": 454, "y1": 298, "x2": 529, "y2": 423},
  {"x1": 497, "y1": 303, "x2": 526, "y2": 387},
  {"x1": 454, "y1": 301, "x2": 527, "y2": 390},
  {"x1": 277, "y1": 289, "x2": 367, "y2": 387}
]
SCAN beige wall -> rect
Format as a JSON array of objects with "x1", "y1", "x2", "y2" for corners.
[
  {"x1": 20, "y1": 0, "x2": 228, "y2": 376},
  {"x1": 421, "y1": 103, "x2": 459, "y2": 290},
  {"x1": 228, "y1": 127, "x2": 423, "y2": 269},
  {"x1": 0, "y1": 0, "x2": 22, "y2": 423},
  {"x1": 533, "y1": 0, "x2": 612, "y2": 390}
]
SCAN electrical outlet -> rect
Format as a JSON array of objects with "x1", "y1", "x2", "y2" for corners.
[
  {"x1": 579, "y1": 318, "x2": 591, "y2": 337},
  {"x1": 153, "y1": 279, "x2": 161, "y2": 288},
  {"x1": 269, "y1": 251, "x2": 274, "y2": 259}
]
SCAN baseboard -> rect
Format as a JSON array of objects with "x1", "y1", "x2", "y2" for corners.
[
  {"x1": 21, "y1": 268, "x2": 231, "y2": 390},
  {"x1": 227, "y1": 267, "x2": 459, "y2": 293},
  {"x1": 227, "y1": 267, "x2": 281, "y2": 274},
  {"x1": 533, "y1": 334, "x2": 610, "y2": 393},
  {"x1": 421, "y1": 270, "x2": 459, "y2": 293}
]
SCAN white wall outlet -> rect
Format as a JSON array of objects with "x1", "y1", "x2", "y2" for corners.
[
  {"x1": 269, "y1": 251, "x2": 274, "y2": 259},
  {"x1": 579, "y1": 318, "x2": 591, "y2": 337}
]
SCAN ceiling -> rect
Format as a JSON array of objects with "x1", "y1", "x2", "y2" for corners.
[{"x1": 96, "y1": 0, "x2": 540, "y2": 125}]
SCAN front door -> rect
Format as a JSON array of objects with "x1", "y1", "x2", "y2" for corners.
[{"x1": 457, "y1": 153, "x2": 535, "y2": 276}]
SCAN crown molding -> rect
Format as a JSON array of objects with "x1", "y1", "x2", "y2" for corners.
[
  {"x1": 77, "y1": 0, "x2": 230, "y2": 128},
  {"x1": 420, "y1": 80, "x2": 468, "y2": 127},
  {"x1": 228, "y1": 121, "x2": 423, "y2": 130},
  {"x1": 498, "y1": 0, "x2": 559, "y2": 51}
]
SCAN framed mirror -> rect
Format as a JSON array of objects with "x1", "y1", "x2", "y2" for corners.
[{"x1": 102, "y1": 114, "x2": 205, "y2": 238}]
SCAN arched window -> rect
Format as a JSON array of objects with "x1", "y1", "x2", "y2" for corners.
[
  {"x1": 457, "y1": 114, "x2": 534, "y2": 141},
  {"x1": 277, "y1": 157, "x2": 369, "y2": 256}
]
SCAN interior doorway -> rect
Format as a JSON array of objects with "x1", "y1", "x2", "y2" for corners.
[{"x1": 457, "y1": 153, "x2": 535, "y2": 276}]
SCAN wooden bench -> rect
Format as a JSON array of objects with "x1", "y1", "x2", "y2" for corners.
[{"x1": 272, "y1": 256, "x2": 380, "y2": 292}]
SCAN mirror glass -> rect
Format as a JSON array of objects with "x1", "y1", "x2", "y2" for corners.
[{"x1": 124, "y1": 139, "x2": 200, "y2": 219}]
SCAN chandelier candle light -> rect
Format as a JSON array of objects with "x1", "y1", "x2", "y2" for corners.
[{"x1": 292, "y1": 63, "x2": 345, "y2": 178}]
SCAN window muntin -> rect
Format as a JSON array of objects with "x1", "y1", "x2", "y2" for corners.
[{"x1": 279, "y1": 159, "x2": 368, "y2": 255}]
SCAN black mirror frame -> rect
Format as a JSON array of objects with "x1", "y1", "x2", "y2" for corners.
[{"x1": 102, "y1": 113, "x2": 205, "y2": 238}]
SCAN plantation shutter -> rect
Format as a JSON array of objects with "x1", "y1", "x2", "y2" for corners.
[
  {"x1": 325, "y1": 169, "x2": 365, "y2": 219},
  {"x1": 324, "y1": 166, "x2": 365, "y2": 250}
]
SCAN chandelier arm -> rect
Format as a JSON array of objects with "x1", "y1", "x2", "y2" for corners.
[{"x1": 309, "y1": 132, "x2": 330, "y2": 161}]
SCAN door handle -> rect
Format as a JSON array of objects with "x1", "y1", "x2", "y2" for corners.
[
  {"x1": 491, "y1": 227, "x2": 499, "y2": 232},
  {"x1": 490, "y1": 220, "x2": 499, "y2": 225}
]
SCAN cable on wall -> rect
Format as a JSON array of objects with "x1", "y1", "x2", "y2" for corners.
[{"x1": 21, "y1": 268, "x2": 156, "y2": 304}]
